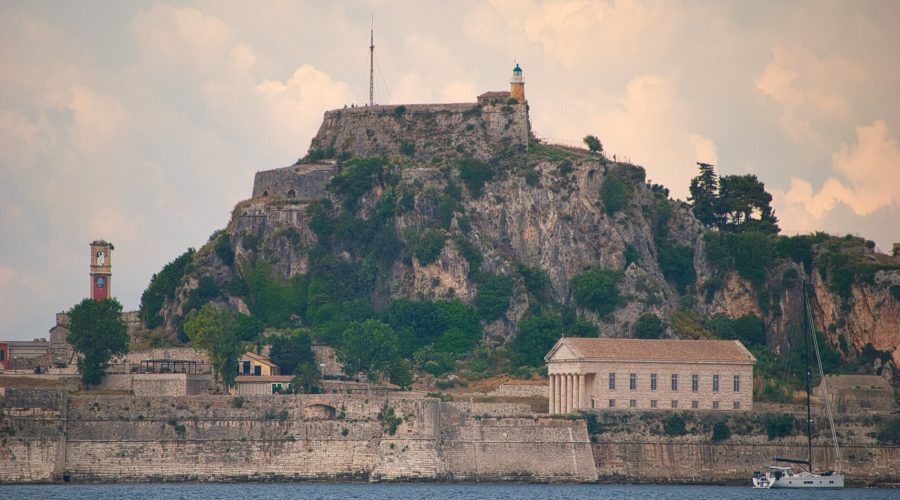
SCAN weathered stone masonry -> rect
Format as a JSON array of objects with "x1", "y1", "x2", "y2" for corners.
[{"x1": 0, "y1": 390, "x2": 596, "y2": 483}]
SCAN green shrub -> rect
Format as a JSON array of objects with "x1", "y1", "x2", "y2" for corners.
[
  {"x1": 378, "y1": 404, "x2": 403, "y2": 436},
  {"x1": 658, "y1": 242, "x2": 696, "y2": 293},
  {"x1": 634, "y1": 313, "x2": 665, "y2": 339},
  {"x1": 140, "y1": 248, "x2": 195, "y2": 329},
  {"x1": 711, "y1": 420, "x2": 731, "y2": 442},
  {"x1": 475, "y1": 273, "x2": 513, "y2": 321},
  {"x1": 454, "y1": 236, "x2": 482, "y2": 275},
  {"x1": 331, "y1": 157, "x2": 389, "y2": 210},
  {"x1": 764, "y1": 413, "x2": 795, "y2": 440},
  {"x1": 876, "y1": 418, "x2": 900, "y2": 445},
  {"x1": 393, "y1": 105, "x2": 406, "y2": 116},
  {"x1": 664, "y1": 413, "x2": 687, "y2": 436},
  {"x1": 231, "y1": 396, "x2": 245, "y2": 409},
  {"x1": 570, "y1": 268, "x2": 624, "y2": 317},
  {"x1": 414, "y1": 229, "x2": 447, "y2": 265},
  {"x1": 600, "y1": 173, "x2": 630, "y2": 215},
  {"x1": 399, "y1": 141, "x2": 416, "y2": 156},
  {"x1": 516, "y1": 263, "x2": 550, "y2": 296},
  {"x1": 890, "y1": 285, "x2": 900, "y2": 301},
  {"x1": 456, "y1": 158, "x2": 495, "y2": 197}
]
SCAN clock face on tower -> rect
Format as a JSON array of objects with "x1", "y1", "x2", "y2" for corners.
[{"x1": 95, "y1": 276, "x2": 107, "y2": 288}]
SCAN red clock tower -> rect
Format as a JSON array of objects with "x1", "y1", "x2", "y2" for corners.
[{"x1": 90, "y1": 240, "x2": 113, "y2": 300}]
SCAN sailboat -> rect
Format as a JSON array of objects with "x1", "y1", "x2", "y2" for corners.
[{"x1": 751, "y1": 280, "x2": 844, "y2": 489}]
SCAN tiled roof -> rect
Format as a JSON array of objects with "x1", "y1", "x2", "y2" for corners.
[
  {"x1": 548, "y1": 337, "x2": 756, "y2": 364},
  {"x1": 477, "y1": 91, "x2": 510, "y2": 98},
  {"x1": 234, "y1": 375, "x2": 294, "y2": 383},
  {"x1": 241, "y1": 351, "x2": 277, "y2": 367}
]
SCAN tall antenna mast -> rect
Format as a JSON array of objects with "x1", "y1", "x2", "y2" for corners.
[{"x1": 369, "y1": 14, "x2": 375, "y2": 106}]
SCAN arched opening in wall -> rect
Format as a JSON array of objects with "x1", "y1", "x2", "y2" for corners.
[
  {"x1": 587, "y1": 170, "x2": 597, "y2": 179},
  {"x1": 262, "y1": 190, "x2": 269, "y2": 197},
  {"x1": 305, "y1": 403, "x2": 337, "y2": 419},
  {"x1": 287, "y1": 189, "x2": 296, "y2": 198}
]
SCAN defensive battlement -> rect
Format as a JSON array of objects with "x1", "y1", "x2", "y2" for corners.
[{"x1": 308, "y1": 100, "x2": 531, "y2": 163}]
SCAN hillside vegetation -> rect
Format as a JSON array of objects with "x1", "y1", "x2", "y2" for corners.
[{"x1": 136, "y1": 122, "x2": 900, "y2": 397}]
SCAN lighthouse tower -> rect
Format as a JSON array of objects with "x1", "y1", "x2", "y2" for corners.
[
  {"x1": 510, "y1": 63, "x2": 525, "y2": 103},
  {"x1": 90, "y1": 240, "x2": 113, "y2": 300}
]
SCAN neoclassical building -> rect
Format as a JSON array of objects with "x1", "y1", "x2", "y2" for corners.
[{"x1": 545, "y1": 337, "x2": 756, "y2": 414}]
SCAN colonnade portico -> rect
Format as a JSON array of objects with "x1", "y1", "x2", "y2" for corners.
[{"x1": 548, "y1": 372, "x2": 586, "y2": 414}]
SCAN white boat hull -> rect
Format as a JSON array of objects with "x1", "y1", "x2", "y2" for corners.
[{"x1": 752, "y1": 470, "x2": 844, "y2": 489}]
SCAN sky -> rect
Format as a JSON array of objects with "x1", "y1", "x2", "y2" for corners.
[{"x1": 1, "y1": 0, "x2": 899, "y2": 341}]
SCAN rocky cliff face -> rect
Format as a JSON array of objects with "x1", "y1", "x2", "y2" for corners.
[{"x1": 157, "y1": 102, "x2": 900, "y2": 370}]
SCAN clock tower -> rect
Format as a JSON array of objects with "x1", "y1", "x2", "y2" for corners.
[{"x1": 90, "y1": 240, "x2": 113, "y2": 300}]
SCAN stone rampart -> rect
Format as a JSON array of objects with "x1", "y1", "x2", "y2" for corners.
[
  {"x1": 1, "y1": 392, "x2": 594, "y2": 483},
  {"x1": 252, "y1": 163, "x2": 338, "y2": 200},
  {"x1": 309, "y1": 103, "x2": 530, "y2": 163},
  {"x1": 593, "y1": 440, "x2": 900, "y2": 486}
]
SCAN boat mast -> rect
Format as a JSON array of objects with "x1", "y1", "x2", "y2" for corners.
[
  {"x1": 803, "y1": 282, "x2": 814, "y2": 473},
  {"x1": 369, "y1": 15, "x2": 374, "y2": 106}
]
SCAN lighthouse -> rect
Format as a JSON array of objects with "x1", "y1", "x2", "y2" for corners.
[{"x1": 510, "y1": 63, "x2": 525, "y2": 103}]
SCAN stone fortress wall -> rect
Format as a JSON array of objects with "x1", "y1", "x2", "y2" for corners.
[
  {"x1": 0, "y1": 389, "x2": 596, "y2": 483},
  {"x1": 2, "y1": 388, "x2": 899, "y2": 485},
  {"x1": 250, "y1": 101, "x2": 531, "y2": 202}
]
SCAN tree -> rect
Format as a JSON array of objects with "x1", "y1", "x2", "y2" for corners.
[
  {"x1": 583, "y1": 134, "x2": 603, "y2": 154},
  {"x1": 336, "y1": 319, "x2": 400, "y2": 382},
  {"x1": 475, "y1": 273, "x2": 513, "y2": 321},
  {"x1": 600, "y1": 173, "x2": 630, "y2": 215},
  {"x1": 290, "y1": 362, "x2": 322, "y2": 394},
  {"x1": 688, "y1": 162, "x2": 720, "y2": 229},
  {"x1": 634, "y1": 313, "x2": 665, "y2": 339},
  {"x1": 570, "y1": 268, "x2": 624, "y2": 317},
  {"x1": 718, "y1": 174, "x2": 779, "y2": 233},
  {"x1": 269, "y1": 331, "x2": 315, "y2": 375},
  {"x1": 182, "y1": 303, "x2": 247, "y2": 387},
  {"x1": 67, "y1": 298, "x2": 129, "y2": 387}
]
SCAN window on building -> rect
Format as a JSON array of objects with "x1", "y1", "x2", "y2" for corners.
[
  {"x1": 609, "y1": 372, "x2": 616, "y2": 390},
  {"x1": 629, "y1": 399, "x2": 636, "y2": 408},
  {"x1": 272, "y1": 383, "x2": 282, "y2": 394},
  {"x1": 691, "y1": 374, "x2": 699, "y2": 392},
  {"x1": 629, "y1": 373, "x2": 637, "y2": 391},
  {"x1": 609, "y1": 399, "x2": 616, "y2": 408},
  {"x1": 712, "y1": 374, "x2": 720, "y2": 392},
  {"x1": 733, "y1": 401, "x2": 741, "y2": 410},
  {"x1": 733, "y1": 375, "x2": 741, "y2": 392},
  {"x1": 671, "y1": 400, "x2": 678, "y2": 409},
  {"x1": 651, "y1": 373, "x2": 657, "y2": 391},
  {"x1": 591, "y1": 399, "x2": 595, "y2": 409},
  {"x1": 650, "y1": 400, "x2": 657, "y2": 408},
  {"x1": 0, "y1": 350, "x2": 4, "y2": 361},
  {"x1": 691, "y1": 400, "x2": 699, "y2": 409},
  {"x1": 671, "y1": 374, "x2": 678, "y2": 391},
  {"x1": 254, "y1": 365, "x2": 262, "y2": 376},
  {"x1": 712, "y1": 401, "x2": 720, "y2": 410}
]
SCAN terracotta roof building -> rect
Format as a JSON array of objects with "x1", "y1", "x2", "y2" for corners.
[{"x1": 545, "y1": 338, "x2": 756, "y2": 414}]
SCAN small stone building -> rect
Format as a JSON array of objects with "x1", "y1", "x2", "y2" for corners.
[
  {"x1": 814, "y1": 374, "x2": 895, "y2": 414},
  {"x1": 233, "y1": 375, "x2": 294, "y2": 395},
  {"x1": 545, "y1": 338, "x2": 756, "y2": 414},
  {"x1": 239, "y1": 352, "x2": 280, "y2": 376}
]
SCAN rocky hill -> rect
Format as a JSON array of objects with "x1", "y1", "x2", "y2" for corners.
[{"x1": 140, "y1": 100, "x2": 900, "y2": 391}]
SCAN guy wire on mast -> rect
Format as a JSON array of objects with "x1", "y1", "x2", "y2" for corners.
[{"x1": 369, "y1": 14, "x2": 374, "y2": 106}]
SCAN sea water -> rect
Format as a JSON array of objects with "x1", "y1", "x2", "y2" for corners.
[{"x1": 1, "y1": 483, "x2": 895, "y2": 500}]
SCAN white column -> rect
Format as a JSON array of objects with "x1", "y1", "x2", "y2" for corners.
[
  {"x1": 578, "y1": 374, "x2": 586, "y2": 411},
  {"x1": 563, "y1": 374, "x2": 570, "y2": 413},
  {"x1": 549, "y1": 374, "x2": 555, "y2": 414},
  {"x1": 567, "y1": 374, "x2": 574, "y2": 413},
  {"x1": 573, "y1": 374, "x2": 581, "y2": 411},
  {"x1": 569, "y1": 373, "x2": 578, "y2": 413},
  {"x1": 554, "y1": 374, "x2": 562, "y2": 414}
]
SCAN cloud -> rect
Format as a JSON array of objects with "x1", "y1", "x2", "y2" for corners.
[
  {"x1": 775, "y1": 119, "x2": 900, "y2": 234},
  {"x1": 755, "y1": 45, "x2": 857, "y2": 143},
  {"x1": 540, "y1": 75, "x2": 718, "y2": 200}
]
